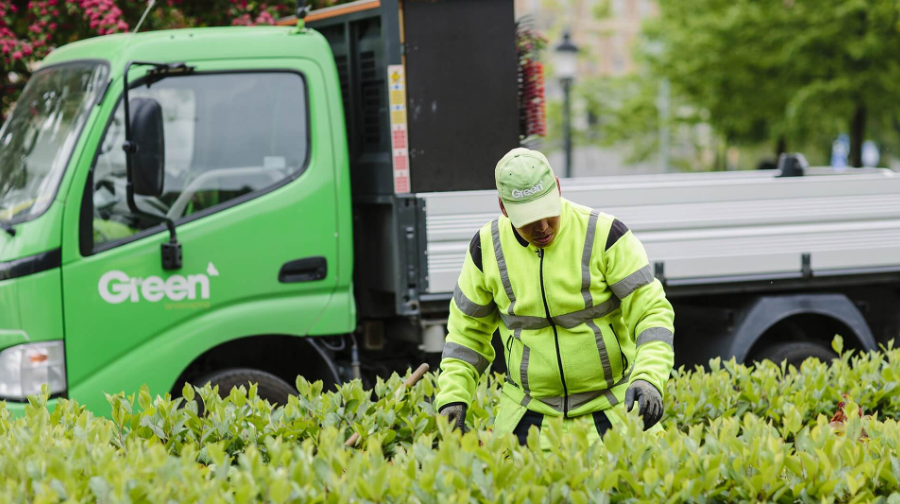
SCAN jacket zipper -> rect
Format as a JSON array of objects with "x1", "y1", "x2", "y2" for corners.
[
  {"x1": 506, "y1": 334, "x2": 515, "y2": 384},
  {"x1": 610, "y1": 324, "x2": 628, "y2": 377},
  {"x1": 539, "y1": 249, "x2": 569, "y2": 417}
]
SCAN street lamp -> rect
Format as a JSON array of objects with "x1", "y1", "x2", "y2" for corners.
[{"x1": 554, "y1": 30, "x2": 578, "y2": 178}]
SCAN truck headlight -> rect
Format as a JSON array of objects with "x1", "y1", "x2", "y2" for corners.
[{"x1": 0, "y1": 341, "x2": 66, "y2": 401}]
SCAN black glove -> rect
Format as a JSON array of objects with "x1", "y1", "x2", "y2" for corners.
[
  {"x1": 438, "y1": 402, "x2": 468, "y2": 432},
  {"x1": 624, "y1": 380, "x2": 663, "y2": 431}
]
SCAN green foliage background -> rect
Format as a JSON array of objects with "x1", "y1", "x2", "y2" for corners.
[
  {"x1": 575, "y1": 0, "x2": 900, "y2": 170},
  {"x1": 5, "y1": 337, "x2": 900, "y2": 502}
]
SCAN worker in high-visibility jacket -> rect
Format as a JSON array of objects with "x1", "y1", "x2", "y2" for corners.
[{"x1": 435, "y1": 148, "x2": 674, "y2": 445}]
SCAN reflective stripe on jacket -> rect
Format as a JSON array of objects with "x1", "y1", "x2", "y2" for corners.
[{"x1": 435, "y1": 197, "x2": 675, "y2": 423}]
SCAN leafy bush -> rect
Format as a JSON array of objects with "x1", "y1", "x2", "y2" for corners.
[
  {"x1": 3, "y1": 337, "x2": 900, "y2": 502},
  {"x1": 663, "y1": 338, "x2": 900, "y2": 430}
]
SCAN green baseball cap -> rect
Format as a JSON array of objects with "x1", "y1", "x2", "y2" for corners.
[{"x1": 495, "y1": 148, "x2": 560, "y2": 228}]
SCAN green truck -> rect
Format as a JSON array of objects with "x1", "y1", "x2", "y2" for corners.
[
  {"x1": 2, "y1": 0, "x2": 899, "y2": 417},
  {"x1": 0, "y1": 0, "x2": 524, "y2": 415}
]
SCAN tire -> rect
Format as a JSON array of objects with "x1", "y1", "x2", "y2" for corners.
[
  {"x1": 751, "y1": 341, "x2": 837, "y2": 369},
  {"x1": 198, "y1": 368, "x2": 297, "y2": 406}
]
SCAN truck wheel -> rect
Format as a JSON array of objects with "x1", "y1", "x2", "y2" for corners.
[
  {"x1": 751, "y1": 341, "x2": 837, "y2": 369},
  {"x1": 199, "y1": 368, "x2": 297, "y2": 406}
]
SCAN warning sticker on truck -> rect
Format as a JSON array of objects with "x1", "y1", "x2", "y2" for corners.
[{"x1": 388, "y1": 65, "x2": 410, "y2": 194}]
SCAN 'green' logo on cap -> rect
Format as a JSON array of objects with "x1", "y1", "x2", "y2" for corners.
[{"x1": 511, "y1": 181, "x2": 544, "y2": 199}]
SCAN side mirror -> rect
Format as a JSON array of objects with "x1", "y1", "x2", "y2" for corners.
[
  {"x1": 120, "y1": 61, "x2": 189, "y2": 271},
  {"x1": 128, "y1": 97, "x2": 165, "y2": 196}
]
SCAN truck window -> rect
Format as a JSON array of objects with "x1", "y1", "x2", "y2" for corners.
[
  {"x1": 0, "y1": 61, "x2": 108, "y2": 225},
  {"x1": 90, "y1": 71, "x2": 308, "y2": 248}
]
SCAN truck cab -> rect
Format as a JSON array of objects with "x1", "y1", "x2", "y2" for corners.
[{"x1": 0, "y1": 26, "x2": 357, "y2": 415}]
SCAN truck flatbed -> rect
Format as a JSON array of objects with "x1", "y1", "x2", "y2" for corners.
[{"x1": 421, "y1": 167, "x2": 900, "y2": 297}]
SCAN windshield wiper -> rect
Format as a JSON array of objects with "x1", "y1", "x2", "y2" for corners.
[{"x1": 0, "y1": 219, "x2": 16, "y2": 237}]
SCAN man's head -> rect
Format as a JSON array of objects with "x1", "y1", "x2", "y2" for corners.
[{"x1": 496, "y1": 148, "x2": 561, "y2": 248}]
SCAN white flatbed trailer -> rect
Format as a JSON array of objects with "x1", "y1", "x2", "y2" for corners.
[{"x1": 414, "y1": 167, "x2": 900, "y2": 368}]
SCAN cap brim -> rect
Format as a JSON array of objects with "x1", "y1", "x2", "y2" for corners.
[{"x1": 503, "y1": 189, "x2": 561, "y2": 228}]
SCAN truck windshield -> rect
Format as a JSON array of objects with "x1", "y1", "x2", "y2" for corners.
[{"x1": 0, "y1": 62, "x2": 108, "y2": 224}]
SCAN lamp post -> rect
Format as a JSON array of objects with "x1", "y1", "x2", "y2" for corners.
[{"x1": 554, "y1": 31, "x2": 578, "y2": 178}]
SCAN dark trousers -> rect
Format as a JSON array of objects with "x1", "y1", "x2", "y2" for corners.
[{"x1": 512, "y1": 409, "x2": 613, "y2": 446}]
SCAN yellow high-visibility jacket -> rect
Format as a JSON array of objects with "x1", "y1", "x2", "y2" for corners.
[{"x1": 435, "y1": 198, "x2": 675, "y2": 435}]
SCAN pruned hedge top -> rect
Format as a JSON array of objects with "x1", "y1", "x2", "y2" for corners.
[{"x1": 2, "y1": 336, "x2": 900, "y2": 503}]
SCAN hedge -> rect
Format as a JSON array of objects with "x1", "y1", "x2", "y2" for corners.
[{"x1": 2, "y1": 336, "x2": 900, "y2": 503}]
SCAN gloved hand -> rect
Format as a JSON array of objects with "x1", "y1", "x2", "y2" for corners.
[
  {"x1": 438, "y1": 402, "x2": 468, "y2": 432},
  {"x1": 625, "y1": 380, "x2": 663, "y2": 430}
]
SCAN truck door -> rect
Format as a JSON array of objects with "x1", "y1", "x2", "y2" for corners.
[{"x1": 61, "y1": 64, "x2": 341, "y2": 411}]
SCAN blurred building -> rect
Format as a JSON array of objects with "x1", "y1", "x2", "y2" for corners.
[
  {"x1": 514, "y1": 0, "x2": 657, "y2": 79},
  {"x1": 514, "y1": 0, "x2": 662, "y2": 176}
]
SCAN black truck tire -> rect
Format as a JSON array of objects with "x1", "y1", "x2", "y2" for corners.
[
  {"x1": 198, "y1": 368, "x2": 297, "y2": 406},
  {"x1": 751, "y1": 341, "x2": 837, "y2": 369}
]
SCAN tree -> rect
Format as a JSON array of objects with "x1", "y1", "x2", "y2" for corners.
[
  {"x1": 642, "y1": 0, "x2": 797, "y2": 158},
  {"x1": 777, "y1": 0, "x2": 900, "y2": 167},
  {"x1": 645, "y1": 0, "x2": 900, "y2": 167}
]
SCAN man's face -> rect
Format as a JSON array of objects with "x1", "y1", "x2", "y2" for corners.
[
  {"x1": 499, "y1": 175, "x2": 562, "y2": 248},
  {"x1": 515, "y1": 216, "x2": 561, "y2": 248},
  {"x1": 499, "y1": 199, "x2": 562, "y2": 248}
]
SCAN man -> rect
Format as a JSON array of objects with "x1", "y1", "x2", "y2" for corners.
[{"x1": 435, "y1": 148, "x2": 674, "y2": 445}]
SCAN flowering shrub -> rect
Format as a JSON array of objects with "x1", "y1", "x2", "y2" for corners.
[{"x1": 0, "y1": 0, "x2": 354, "y2": 118}]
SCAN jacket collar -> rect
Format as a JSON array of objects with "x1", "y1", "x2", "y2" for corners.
[{"x1": 511, "y1": 226, "x2": 529, "y2": 247}]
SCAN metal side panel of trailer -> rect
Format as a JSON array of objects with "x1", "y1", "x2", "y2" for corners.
[{"x1": 419, "y1": 168, "x2": 900, "y2": 298}]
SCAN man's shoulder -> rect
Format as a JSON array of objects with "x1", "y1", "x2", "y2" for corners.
[
  {"x1": 562, "y1": 200, "x2": 629, "y2": 251},
  {"x1": 471, "y1": 219, "x2": 498, "y2": 243},
  {"x1": 467, "y1": 220, "x2": 498, "y2": 273},
  {"x1": 563, "y1": 199, "x2": 619, "y2": 228},
  {"x1": 564, "y1": 198, "x2": 594, "y2": 218}
]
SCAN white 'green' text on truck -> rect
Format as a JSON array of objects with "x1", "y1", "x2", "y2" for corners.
[{"x1": 0, "y1": 0, "x2": 898, "y2": 416}]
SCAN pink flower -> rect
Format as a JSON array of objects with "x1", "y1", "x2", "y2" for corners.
[
  {"x1": 255, "y1": 10, "x2": 275, "y2": 25},
  {"x1": 12, "y1": 50, "x2": 22, "y2": 59},
  {"x1": 49, "y1": 22, "x2": 57, "y2": 30}
]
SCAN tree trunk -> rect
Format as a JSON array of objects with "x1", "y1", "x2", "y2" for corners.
[
  {"x1": 776, "y1": 135, "x2": 787, "y2": 158},
  {"x1": 714, "y1": 137, "x2": 727, "y2": 171},
  {"x1": 849, "y1": 103, "x2": 866, "y2": 168}
]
